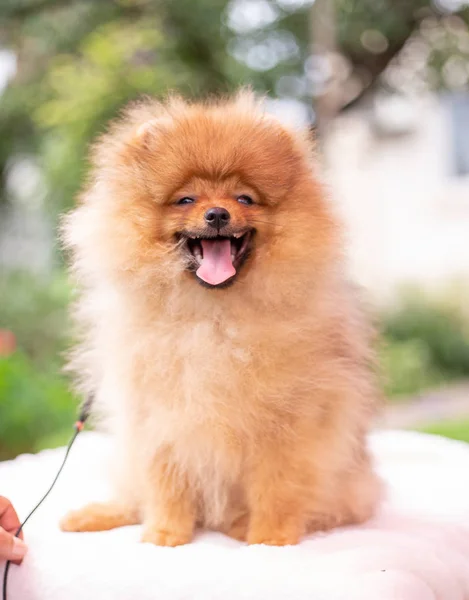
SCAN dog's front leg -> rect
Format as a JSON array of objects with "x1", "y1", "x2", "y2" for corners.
[
  {"x1": 245, "y1": 440, "x2": 308, "y2": 546},
  {"x1": 141, "y1": 452, "x2": 196, "y2": 547}
]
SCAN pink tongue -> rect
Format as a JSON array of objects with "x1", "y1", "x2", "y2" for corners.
[{"x1": 196, "y1": 239, "x2": 236, "y2": 285}]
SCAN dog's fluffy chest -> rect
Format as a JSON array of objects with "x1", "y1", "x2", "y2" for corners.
[
  {"x1": 132, "y1": 312, "x2": 304, "y2": 436},
  {"x1": 149, "y1": 318, "x2": 253, "y2": 405}
]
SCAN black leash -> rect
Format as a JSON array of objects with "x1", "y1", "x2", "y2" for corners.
[{"x1": 2, "y1": 395, "x2": 94, "y2": 600}]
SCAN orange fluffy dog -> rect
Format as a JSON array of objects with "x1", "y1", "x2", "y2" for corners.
[{"x1": 60, "y1": 91, "x2": 382, "y2": 546}]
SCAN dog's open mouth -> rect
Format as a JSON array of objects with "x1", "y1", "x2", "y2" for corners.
[{"x1": 180, "y1": 230, "x2": 254, "y2": 287}]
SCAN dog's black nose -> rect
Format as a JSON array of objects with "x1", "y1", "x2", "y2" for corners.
[{"x1": 204, "y1": 207, "x2": 231, "y2": 230}]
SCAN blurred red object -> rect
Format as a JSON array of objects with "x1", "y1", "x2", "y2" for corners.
[{"x1": 0, "y1": 330, "x2": 16, "y2": 356}]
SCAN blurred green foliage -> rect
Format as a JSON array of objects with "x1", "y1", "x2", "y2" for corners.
[
  {"x1": 0, "y1": 271, "x2": 76, "y2": 459},
  {"x1": 0, "y1": 352, "x2": 75, "y2": 460},
  {"x1": 0, "y1": 271, "x2": 71, "y2": 369},
  {"x1": 380, "y1": 295, "x2": 469, "y2": 398},
  {"x1": 420, "y1": 417, "x2": 469, "y2": 444}
]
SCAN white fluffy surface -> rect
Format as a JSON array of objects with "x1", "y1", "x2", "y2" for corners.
[{"x1": 1, "y1": 430, "x2": 469, "y2": 600}]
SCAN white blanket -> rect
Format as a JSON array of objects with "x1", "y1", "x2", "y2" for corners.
[{"x1": 1, "y1": 430, "x2": 469, "y2": 600}]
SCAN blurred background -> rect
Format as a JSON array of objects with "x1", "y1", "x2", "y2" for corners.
[{"x1": 1, "y1": 0, "x2": 469, "y2": 460}]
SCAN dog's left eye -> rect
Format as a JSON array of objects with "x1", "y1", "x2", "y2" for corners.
[
  {"x1": 175, "y1": 197, "x2": 195, "y2": 206},
  {"x1": 237, "y1": 195, "x2": 254, "y2": 205}
]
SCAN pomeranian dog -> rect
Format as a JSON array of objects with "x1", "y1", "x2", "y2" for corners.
[{"x1": 59, "y1": 91, "x2": 382, "y2": 547}]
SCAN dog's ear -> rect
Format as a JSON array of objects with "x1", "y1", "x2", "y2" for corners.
[
  {"x1": 131, "y1": 116, "x2": 167, "y2": 150},
  {"x1": 132, "y1": 96, "x2": 188, "y2": 147},
  {"x1": 135, "y1": 118, "x2": 159, "y2": 140},
  {"x1": 125, "y1": 116, "x2": 169, "y2": 161}
]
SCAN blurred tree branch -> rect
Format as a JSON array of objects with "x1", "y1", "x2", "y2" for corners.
[
  {"x1": 336, "y1": 0, "x2": 423, "y2": 109},
  {"x1": 310, "y1": 0, "x2": 339, "y2": 139}
]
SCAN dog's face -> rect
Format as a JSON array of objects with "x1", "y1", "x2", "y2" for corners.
[
  {"x1": 66, "y1": 93, "x2": 339, "y2": 297},
  {"x1": 166, "y1": 176, "x2": 264, "y2": 288}
]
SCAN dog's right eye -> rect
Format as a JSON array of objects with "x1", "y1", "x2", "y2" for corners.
[{"x1": 175, "y1": 197, "x2": 195, "y2": 206}]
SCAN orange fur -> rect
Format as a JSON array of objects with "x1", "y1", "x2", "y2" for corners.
[{"x1": 59, "y1": 91, "x2": 382, "y2": 546}]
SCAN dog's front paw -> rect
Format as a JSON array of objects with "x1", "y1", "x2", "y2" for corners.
[
  {"x1": 60, "y1": 508, "x2": 92, "y2": 532},
  {"x1": 226, "y1": 512, "x2": 249, "y2": 542},
  {"x1": 247, "y1": 521, "x2": 301, "y2": 546},
  {"x1": 141, "y1": 527, "x2": 192, "y2": 547},
  {"x1": 60, "y1": 502, "x2": 138, "y2": 532},
  {"x1": 247, "y1": 533, "x2": 300, "y2": 546}
]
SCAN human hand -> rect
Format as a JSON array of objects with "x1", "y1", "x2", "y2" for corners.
[{"x1": 0, "y1": 496, "x2": 27, "y2": 564}]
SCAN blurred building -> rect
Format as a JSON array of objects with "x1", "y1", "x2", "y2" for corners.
[{"x1": 323, "y1": 91, "x2": 469, "y2": 303}]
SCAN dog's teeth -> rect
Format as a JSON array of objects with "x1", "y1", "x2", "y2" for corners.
[
  {"x1": 234, "y1": 232, "x2": 242, "y2": 238},
  {"x1": 193, "y1": 245, "x2": 202, "y2": 264}
]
